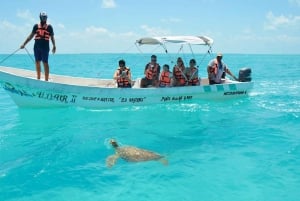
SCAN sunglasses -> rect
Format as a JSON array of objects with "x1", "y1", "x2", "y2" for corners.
[{"x1": 40, "y1": 16, "x2": 47, "y2": 21}]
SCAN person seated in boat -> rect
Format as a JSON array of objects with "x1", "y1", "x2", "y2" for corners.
[
  {"x1": 140, "y1": 55, "x2": 161, "y2": 88},
  {"x1": 207, "y1": 53, "x2": 238, "y2": 85},
  {"x1": 113, "y1": 59, "x2": 132, "y2": 88},
  {"x1": 172, "y1": 57, "x2": 187, "y2": 86},
  {"x1": 185, "y1": 59, "x2": 200, "y2": 86},
  {"x1": 159, "y1": 64, "x2": 173, "y2": 87}
]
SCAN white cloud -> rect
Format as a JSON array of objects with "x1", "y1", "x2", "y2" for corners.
[
  {"x1": 0, "y1": 20, "x2": 27, "y2": 35},
  {"x1": 1, "y1": 20, "x2": 18, "y2": 30},
  {"x1": 17, "y1": 10, "x2": 36, "y2": 23},
  {"x1": 0, "y1": 13, "x2": 137, "y2": 53},
  {"x1": 54, "y1": 25, "x2": 140, "y2": 53},
  {"x1": 0, "y1": 20, "x2": 28, "y2": 52},
  {"x1": 57, "y1": 23, "x2": 65, "y2": 29},
  {"x1": 119, "y1": 32, "x2": 136, "y2": 37},
  {"x1": 264, "y1": 11, "x2": 300, "y2": 30},
  {"x1": 289, "y1": 0, "x2": 300, "y2": 6},
  {"x1": 140, "y1": 25, "x2": 170, "y2": 36},
  {"x1": 85, "y1": 26, "x2": 108, "y2": 34},
  {"x1": 101, "y1": 0, "x2": 116, "y2": 8}
]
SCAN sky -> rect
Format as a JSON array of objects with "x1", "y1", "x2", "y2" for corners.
[{"x1": 0, "y1": 0, "x2": 300, "y2": 54}]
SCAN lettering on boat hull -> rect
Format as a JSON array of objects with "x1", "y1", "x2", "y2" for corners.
[
  {"x1": 3, "y1": 82, "x2": 33, "y2": 97},
  {"x1": 3, "y1": 82, "x2": 77, "y2": 104},
  {"x1": 83, "y1": 96, "x2": 115, "y2": 102},
  {"x1": 1, "y1": 81, "x2": 251, "y2": 108},
  {"x1": 119, "y1": 97, "x2": 146, "y2": 103},
  {"x1": 34, "y1": 91, "x2": 77, "y2": 104},
  {"x1": 224, "y1": 91, "x2": 247, "y2": 96},
  {"x1": 161, "y1": 95, "x2": 193, "y2": 102},
  {"x1": 36, "y1": 91, "x2": 77, "y2": 104},
  {"x1": 82, "y1": 96, "x2": 146, "y2": 104}
]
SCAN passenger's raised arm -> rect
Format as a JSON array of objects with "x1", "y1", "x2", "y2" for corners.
[
  {"x1": 173, "y1": 57, "x2": 187, "y2": 86},
  {"x1": 186, "y1": 59, "x2": 200, "y2": 86}
]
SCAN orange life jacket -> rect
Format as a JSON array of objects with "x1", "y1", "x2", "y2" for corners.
[
  {"x1": 187, "y1": 67, "x2": 199, "y2": 85},
  {"x1": 116, "y1": 67, "x2": 131, "y2": 87},
  {"x1": 35, "y1": 23, "x2": 50, "y2": 41},
  {"x1": 146, "y1": 63, "x2": 158, "y2": 80},
  {"x1": 173, "y1": 66, "x2": 186, "y2": 85},
  {"x1": 159, "y1": 71, "x2": 171, "y2": 86}
]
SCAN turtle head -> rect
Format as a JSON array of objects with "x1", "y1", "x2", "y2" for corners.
[{"x1": 110, "y1": 139, "x2": 119, "y2": 148}]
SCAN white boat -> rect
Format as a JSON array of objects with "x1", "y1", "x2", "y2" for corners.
[{"x1": 0, "y1": 36, "x2": 253, "y2": 109}]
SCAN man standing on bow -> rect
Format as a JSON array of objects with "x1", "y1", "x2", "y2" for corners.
[{"x1": 21, "y1": 12, "x2": 56, "y2": 81}]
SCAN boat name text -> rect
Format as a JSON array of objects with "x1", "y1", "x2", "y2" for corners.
[
  {"x1": 3, "y1": 82, "x2": 33, "y2": 97},
  {"x1": 119, "y1": 97, "x2": 146, "y2": 103},
  {"x1": 37, "y1": 91, "x2": 77, "y2": 103},
  {"x1": 82, "y1": 96, "x2": 146, "y2": 103},
  {"x1": 161, "y1": 95, "x2": 193, "y2": 102},
  {"x1": 224, "y1": 91, "x2": 247, "y2": 96}
]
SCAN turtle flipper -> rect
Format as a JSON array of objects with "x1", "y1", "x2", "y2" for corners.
[
  {"x1": 106, "y1": 154, "x2": 119, "y2": 168},
  {"x1": 158, "y1": 158, "x2": 169, "y2": 166}
]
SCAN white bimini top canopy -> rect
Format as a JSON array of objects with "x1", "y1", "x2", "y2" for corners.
[{"x1": 136, "y1": 35, "x2": 214, "y2": 46}]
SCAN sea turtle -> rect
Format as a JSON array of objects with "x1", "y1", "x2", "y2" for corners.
[{"x1": 106, "y1": 139, "x2": 168, "y2": 168}]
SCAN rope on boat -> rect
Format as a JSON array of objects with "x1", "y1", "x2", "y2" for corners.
[
  {"x1": 133, "y1": 42, "x2": 168, "y2": 71},
  {"x1": 188, "y1": 43, "x2": 195, "y2": 60},
  {"x1": 24, "y1": 47, "x2": 35, "y2": 63},
  {"x1": 197, "y1": 46, "x2": 213, "y2": 67},
  {"x1": 0, "y1": 47, "x2": 35, "y2": 66},
  {"x1": 0, "y1": 48, "x2": 20, "y2": 65}
]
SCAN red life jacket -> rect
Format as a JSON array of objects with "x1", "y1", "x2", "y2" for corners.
[
  {"x1": 209, "y1": 59, "x2": 219, "y2": 75},
  {"x1": 146, "y1": 63, "x2": 158, "y2": 80},
  {"x1": 209, "y1": 59, "x2": 226, "y2": 81},
  {"x1": 116, "y1": 67, "x2": 131, "y2": 87},
  {"x1": 159, "y1": 71, "x2": 171, "y2": 86},
  {"x1": 210, "y1": 59, "x2": 226, "y2": 75},
  {"x1": 35, "y1": 23, "x2": 50, "y2": 40}
]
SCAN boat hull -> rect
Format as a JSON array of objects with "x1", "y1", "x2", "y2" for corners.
[{"x1": 0, "y1": 66, "x2": 253, "y2": 108}]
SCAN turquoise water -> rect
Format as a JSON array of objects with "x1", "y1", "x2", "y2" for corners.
[{"x1": 0, "y1": 53, "x2": 300, "y2": 201}]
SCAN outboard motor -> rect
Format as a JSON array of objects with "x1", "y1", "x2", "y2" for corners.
[{"x1": 238, "y1": 68, "x2": 252, "y2": 82}]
